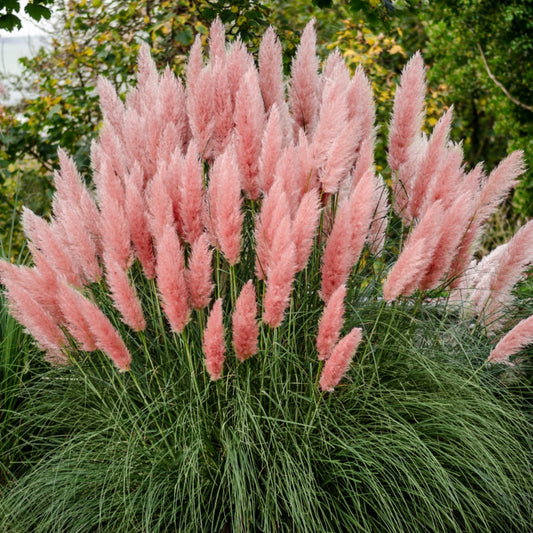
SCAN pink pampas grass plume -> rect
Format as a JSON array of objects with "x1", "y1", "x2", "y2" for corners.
[
  {"x1": 262, "y1": 215, "x2": 297, "y2": 328},
  {"x1": 203, "y1": 298, "x2": 225, "y2": 380},
  {"x1": 289, "y1": 20, "x2": 320, "y2": 133},
  {"x1": 488, "y1": 315, "x2": 533, "y2": 365},
  {"x1": 292, "y1": 188, "x2": 322, "y2": 272},
  {"x1": 475, "y1": 151, "x2": 525, "y2": 225},
  {"x1": 179, "y1": 141, "x2": 205, "y2": 245},
  {"x1": 207, "y1": 145, "x2": 244, "y2": 265},
  {"x1": 22, "y1": 208, "x2": 83, "y2": 287},
  {"x1": 259, "y1": 105, "x2": 284, "y2": 193},
  {"x1": 0, "y1": 262, "x2": 67, "y2": 361},
  {"x1": 234, "y1": 66, "x2": 266, "y2": 200},
  {"x1": 259, "y1": 26, "x2": 285, "y2": 112},
  {"x1": 387, "y1": 52, "x2": 426, "y2": 173},
  {"x1": 185, "y1": 233, "x2": 214, "y2": 310},
  {"x1": 156, "y1": 224, "x2": 190, "y2": 333},
  {"x1": 208, "y1": 17, "x2": 226, "y2": 62},
  {"x1": 104, "y1": 254, "x2": 146, "y2": 331},
  {"x1": 232, "y1": 280, "x2": 259, "y2": 361},
  {"x1": 383, "y1": 200, "x2": 446, "y2": 301},
  {"x1": 319, "y1": 327, "x2": 362, "y2": 392},
  {"x1": 70, "y1": 289, "x2": 132, "y2": 371},
  {"x1": 124, "y1": 163, "x2": 155, "y2": 278},
  {"x1": 186, "y1": 34, "x2": 203, "y2": 93},
  {"x1": 317, "y1": 284, "x2": 347, "y2": 361},
  {"x1": 347, "y1": 66, "x2": 375, "y2": 143},
  {"x1": 97, "y1": 76, "x2": 125, "y2": 134},
  {"x1": 187, "y1": 66, "x2": 215, "y2": 157},
  {"x1": 147, "y1": 164, "x2": 176, "y2": 243}
]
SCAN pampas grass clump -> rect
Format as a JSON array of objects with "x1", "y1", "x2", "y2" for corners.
[{"x1": 0, "y1": 19, "x2": 532, "y2": 533}]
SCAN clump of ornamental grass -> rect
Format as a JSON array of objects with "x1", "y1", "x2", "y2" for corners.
[{"x1": 0, "y1": 19, "x2": 532, "y2": 532}]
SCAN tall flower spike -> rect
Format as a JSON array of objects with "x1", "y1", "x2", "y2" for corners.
[
  {"x1": 258, "y1": 26, "x2": 285, "y2": 112},
  {"x1": 155, "y1": 224, "x2": 190, "y2": 333},
  {"x1": 207, "y1": 145, "x2": 244, "y2": 265},
  {"x1": 488, "y1": 315, "x2": 533, "y2": 365},
  {"x1": 186, "y1": 233, "x2": 214, "y2": 310},
  {"x1": 317, "y1": 284, "x2": 347, "y2": 361},
  {"x1": 232, "y1": 281, "x2": 259, "y2": 362},
  {"x1": 319, "y1": 327, "x2": 362, "y2": 392},
  {"x1": 203, "y1": 298, "x2": 225, "y2": 380},
  {"x1": 292, "y1": 188, "x2": 322, "y2": 272}
]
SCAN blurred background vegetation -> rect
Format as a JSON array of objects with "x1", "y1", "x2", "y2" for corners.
[{"x1": 0, "y1": 0, "x2": 532, "y2": 254}]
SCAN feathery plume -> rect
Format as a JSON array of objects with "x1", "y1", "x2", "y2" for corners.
[
  {"x1": 258, "y1": 105, "x2": 284, "y2": 193},
  {"x1": 185, "y1": 233, "x2": 214, "y2": 310},
  {"x1": 232, "y1": 280, "x2": 259, "y2": 361},
  {"x1": 203, "y1": 298, "x2": 225, "y2": 380},
  {"x1": 258, "y1": 26, "x2": 285, "y2": 112},
  {"x1": 317, "y1": 284, "x2": 347, "y2": 361},
  {"x1": 347, "y1": 66, "x2": 375, "y2": 143},
  {"x1": 488, "y1": 315, "x2": 533, "y2": 365},
  {"x1": 292, "y1": 188, "x2": 322, "y2": 272},
  {"x1": 206, "y1": 145, "x2": 244, "y2": 265},
  {"x1": 155, "y1": 224, "x2": 190, "y2": 333},
  {"x1": 319, "y1": 327, "x2": 362, "y2": 392},
  {"x1": 289, "y1": 20, "x2": 320, "y2": 133}
]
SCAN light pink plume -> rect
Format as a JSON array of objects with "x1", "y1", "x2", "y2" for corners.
[
  {"x1": 124, "y1": 163, "x2": 155, "y2": 278},
  {"x1": 292, "y1": 188, "x2": 322, "y2": 271},
  {"x1": 232, "y1": 280, "x2": 259, "y2": 362},
  {"x1": 97, "y1": 76, "x2": 125, "y2": 134},
  {"x1": 259, "y1": 105, "x2": 284, "y2": 194},
  {"x1": 317, "y1": 284, "x2": 347, "y2": 361},
  {"x1": 203, "y1": 298, "x2": 225, "y2": 380},
  {"x1": 206, "y1": 145, "x2": 244, "y2": 265},
  {"x1": 319, "y1": 327, "x2": 362, "y2": 392},
  {"x1": 210, "y1": 59, "x2": 234, "y2": 158},
  {"x1": 262, "y1": 215, "x2": 297, "y2": 328},
  {"x1": 185, "y1": 233, "x2": 214, "y2": 310},
  {"x1": 387, "y1": 52, "x2": 426, "y2": 173},
  {"x1": 147, "y1": 166, "x2": 175, "y2": 243},
  {"x1": 186, "y1": 67, "x2": 215, "y2": 157},
  {"x1": 234, "y1": 67, "x2": 266, "y2": 200},
  {"x1": 258, "y1": 26, "x2": 285, "y2": 112},
  {"x1": 289, "y1": 20, "x2": 320, "y2": 133},
  {"x1": 70, "y1": 289, "x2": 132, "y2": 371},
  {"x1": 178, "y1": 141, "x2": 205, "y2": 244},
  {"x1": 383, "y1": 200, "x2": 446, "y2": 301},
  {"x1": 208, "y1": 17, "x2": 226, "y2": 62},
  {"x1": 475, "y1": 151, "x2": 525, "y2": 224},
  {"x1": 186, "y1": 34, "x2": 204, "y2": 93},
  {"x1": 488, "y1": 315, "x2": 533, "y2": 365},
  {"x1": 347, "y1": 66, "x2": 375, "y2": 144},
  {"x1": 104, "y1": 254, "x2": 146, "y2": 331},
  {"x1": 155, "y1": 224, "x2": 190, "y2": 333}
]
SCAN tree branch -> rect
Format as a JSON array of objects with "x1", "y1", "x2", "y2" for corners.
[{"x1": 477, "y1": 43, "x2": 533, "y2": 113}]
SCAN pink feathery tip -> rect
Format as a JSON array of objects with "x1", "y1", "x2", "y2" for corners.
[
  {"x1": 73, "y1": 290, "x2": 132, "y2": 371},
  {"x1": 387, "y1": 52, "x2": 426, "y2": 173},
  {"x1": 254, "y1": 179, "x2": 290, "y2": 279},
  {"x1": 289, "y1": 20, "x2": 320, "y2": 133},
  {"x1": 262, "y1": 215, "x2": 297, "y2": 328},
  {"x1": 186, "y1": 67, "x2": 215, "y2": 157},
  {"x1": 125, "y1": 165, "x2": 155, "y2": 279},
  {"x1": 186, "y1": 34, "x2": 204, "y2": 92},
  {"x1": 147, "y1": 167, "x2": 175, "y2": 243},
  {"x1": 319, "y1": 327, "x2": 362, "y2": 392},
  {"x1": 475, "y1": 150, "x2": 526, "y2": 224},
  {"x1": 259, "y1": 105, "x2": 284, "y2": 193},
  {"x1": 258, "y1": 26, "x2": 285, "y2": 112},
  {"x1": 409, "y1": 107, "x2": 453, "y2": 219},
  {"x1": 488, "y1": 315, "x2": 533, "y2": 365},
  {"x1": 22, "y1": 208, "x2": 83, "y2": 287},
  {"x1": 207, "y1": 145, "x2": 244, "y2": 265},
  {"x1": 179, "y1": 141, "x2": 205, "y2": 244},
  {"x1": 232, "y1": 280, "x2": 259, "y2": 361},
  {"x1": 99, "y1": 194, "x2": 131, "y2": 270},
  {"x1": 0, "y1": 262, "x2": 67, "y2": 359},
  {"x1": 320, "y1": 117, "x2": 361, "y2": 194},
  {"x1": 186, "y1": 233, "x2": 214, "y2": 310},
  {"x1": 159, "y1": 68, "x2": 189, "y2": 151},
  {"x1": 57, "y1": 281, "x2": 97, "y2": 351},
  {"x1": 292, "y1": 188, "x2": 321, "y2": 272},
  {"x1": 226, "y1": 39, "x2": 255, "y2": 102},
  {"x1": 104, "y1": 254, "x2": 146, "y2": 331},
  {"x1": 136, "y1": 42, "x2": 158, "y2": 92},
  {"x1": 320, "y1": 196, "x2": 354, "y2": 303},
  {"x1": 234, "y1": 67, "x2": 266, "y2": 200},
  {"x1": 156, "y1": 224, "x2": 190, "y2": 333},
  {"x1": 383, "y1": 201, "x2": 446, "y2": 301},
  {"x1": 203, "y1": 298, "x2": 225, "y2": 380},
  {"x1": 317, "y1": 284, "x2": 347, "y2": 361},
  {"x1": 97, "y1": 76, "x2": 125, "y2": 132},
  {"x1": 347, "y1": 66, "x2": 375, "y2": 141},
  {"x1": 210, "y1": 60, "x2": 234, "y2": 158},
  {"x1": 419, "y1": 193, "x2": 473, "y2": 291},
  {"x1": 484, "y1": 219, "x2": 533, "y2": 321},
  {"x1": 208, "y1": 17, "x2": 226, "y2": 61}
]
